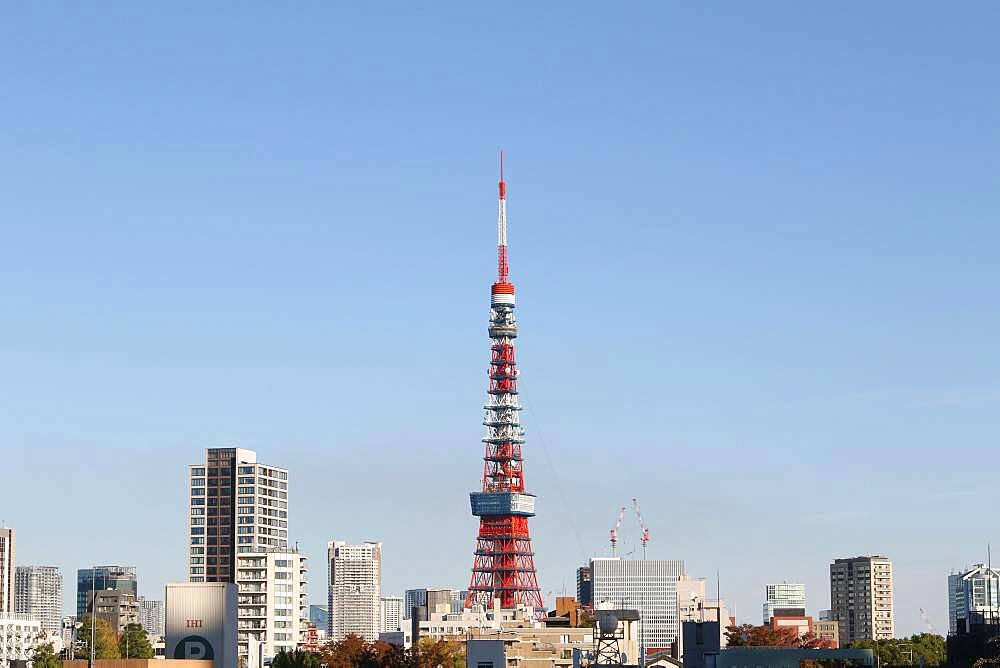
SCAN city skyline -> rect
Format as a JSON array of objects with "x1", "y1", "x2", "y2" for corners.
[{"x1": 4, "y1": 1, "x2": 1000, "y2": 642}]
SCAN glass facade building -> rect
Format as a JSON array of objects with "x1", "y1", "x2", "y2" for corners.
[{"x1": 75, "y1": 566, "x2": 137, "y2": 617}]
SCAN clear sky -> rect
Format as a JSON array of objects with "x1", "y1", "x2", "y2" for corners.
[{"x1": 3, "y1": 2, "x2": 999, "y2": 638}]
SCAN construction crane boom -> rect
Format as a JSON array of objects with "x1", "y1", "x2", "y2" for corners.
[
  {"x1": 610, "y1": 507, "x2": 625, "y2": 556},
  {"x1": 632, "y1": 498, "x2": 650, "y2": 559}
]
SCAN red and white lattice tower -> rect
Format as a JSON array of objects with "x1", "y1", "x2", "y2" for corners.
[{"x1": 465, "y1": 153, "x2": 544, "y2": 614}]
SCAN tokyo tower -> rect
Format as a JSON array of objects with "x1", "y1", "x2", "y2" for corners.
[{"x1": 465, "y1": 153, "x2": 544, "y2": 614}]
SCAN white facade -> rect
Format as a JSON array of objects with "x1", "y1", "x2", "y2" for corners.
[
  {"x1": 165, "y1": 582, "x2": 238, "y2": 668},
  {"x1": 949, "y1": 564, "x2": 1000, "y2": 634},
  {"x1": 0, "y1": 613, "x2": 42, "y2": 668},
  {"x1": 380, "y1": 597, "x2": 402, "y2": 633},
  {"x1": 188, "y1": 448, "x2": 289, "y2": 583},
  {"x1": 138, "y1": 596, "x2": 165, "y2": 637},
  {"x1": 590, "y1": 557, "x2": 686, "y2": 652},
  {"x1": 14, "y1": 566, "x2": 63, "y2": 633},
  {"x1": 235, "y1": 550, "x2": 308, "y2": 661},
  {"x1": 327, "y1": 541, "x2": 381, "y2": 642},
  {"x1": 0, "y1": 530, "x2": 14, "y2": 614},
  {"x1": 762, "y1": 582, "x2": 806, "y2": 624}
]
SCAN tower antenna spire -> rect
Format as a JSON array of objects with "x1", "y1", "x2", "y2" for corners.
[{"x1": 497, "y1": 149, "x2": 509, "y2": 283}]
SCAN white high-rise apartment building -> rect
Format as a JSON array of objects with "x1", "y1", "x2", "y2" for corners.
[
  {"x1": 762, "y1": 582, "x2": 807, "y2": 624},
  {"x1": 380, "y1": 596, "x2": 403, "y2": 633},
  {"x1": 188, "y1": 448, "x2": 289, "y2": 583},
  {"x1": 138, "y1": 597, "x2": 165, "y2": 637},
  {"x1": 327, "y1": 541, "x2": 381, "y2": 642},
  {"x1": 14, "y1": 566, "x2": 63, "y2": 632},
  {"x1": 948, "y1": 564, "x2": 1000, "y2": 634},
  {"x1": 0, "y1": 529, "x2": 14, "y2": 614},
  {"x1": 830, "y1": 555, "x2": 894, "y2": 644},
  {"x1": 590, "y1": 557, "x2": 686, "y2": 652},
  {"x1": 236, "y1": 549, "x2": 308, "y2": 661}
]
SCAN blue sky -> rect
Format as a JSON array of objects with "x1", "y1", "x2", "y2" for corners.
[{"x1": 3, "y1": 2, "x2": 999, "y2": 637}]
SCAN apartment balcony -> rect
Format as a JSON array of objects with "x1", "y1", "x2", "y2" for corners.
[
  {"x1": 238, "y1": 622, "x2": 266, "y2": 631},
  {"x1": 239, "y1": 608, "x2": 267, "y2": 618},
  {"x1": 239, "y1": 584, "x2": 267, "y2": 593}
]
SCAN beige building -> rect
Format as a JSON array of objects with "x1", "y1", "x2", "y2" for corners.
[
  {"x1": 813, "y1": 619, "x2": 840, "y2": 648},
  {"x1": 830, "y1": 555, "x2": 894, "y2": 644}
]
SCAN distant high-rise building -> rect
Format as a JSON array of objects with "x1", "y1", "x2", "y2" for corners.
[
  {"x1": 948, "y1": 563, "x2": 1000, "y2": 635},
  {"x1": 404, "y1": 589, "x2": 427, "y2": 619},
  {"x1": 14, "y1": 566, "x2": 63, "y2": 632},
  {"x1": 138, "y1": 596, "x2": 165, "y2": 637},
  {"x1": 590, "y1": 557, "x2": 686, "y2": 652},
  {"x1": 762, "y1": 583, "x2": 807, "y2": 624},
  {"x1": 380, "y1": 596, "x2": 403, "y2": 633},
  {"x1": 76, "y1": 566, "x2": 137, "y2": 617},
  {"x1": 309, "y1": 605, "x2": 328, "y2": 631},
  {"x1": 577, "y1": 566, "x2": 593, "y2": 607},
  {"x1": 0, "y1": 528, "x2": 14, "y2": 614},
  {"x1": 426, "y1": 589, "x2": 451, "y2": 615},
  {"x1": 327, "y1": 541, "x2": 381, "y2": 642},
  {"x1": 450, "y1": 590, "x2": 469, "y2": 614},
  {"x1": 188, "y1": 448, "x2": 289, "y2": 583},
  {"x1": 830, "y1": 555, "x2": 894, "y2": 644},
  {"x1": 235, "y1": 549, "x2": 307, "y2": 660}
]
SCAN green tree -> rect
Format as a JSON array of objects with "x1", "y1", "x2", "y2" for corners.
[
  {"x1": 32, "y1": 642, "x2": 61, "y2": 668},
  {"x1": 272, "y1": 648, "x2": 323, "y2": 668},
  {"x1": 75, "y1": 615, "x2": 121, "y2": 659},
  {"x1": 848, "y1": 635, "x2": 946, "y2": 667},
  {"x1": 120, "y1": 623, "x2": 154, "y2": 659}
]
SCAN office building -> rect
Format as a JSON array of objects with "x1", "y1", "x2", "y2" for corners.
[
  {"x1": 14, "y1": 566, "x2": 62, "y2": 633},
  {"x1": 590, "y1": 556, "x2": 686, "y2": 652},
  {"x1": 138, "y1": 597, "x2": 165, "y2": 637},
  {"x1": 0, "y1": 613, "x2": 41, "y2": 668},
  {"x1": 450, "y1": 590, "x2": 469, "y2": 614},
  {"x1": 235, "y1": 549, "x2": 307, "y2": 661},
  {"x1": 948, "y1": 563, "x2": 1000, "y2": 635},
  {"x1": 830, "y1": 555, "x2": 894, "y2": 644},
  {"x1": 88, "y1": 590, "x2": 140, "y2": 635},
  {"x1": 426, "y1": 589, "x2": 451, "y2": 616},
  {"x1": 188, "y1": 448, "x2": 289, "y2": 584},
  {"x1": 165, "y1": 582, "x2": 238, "y2": 668},
  {"x1": 577, "y1": 566, "x2": 593, "y2": 607},
  {"x1": 309, "y1": 605, "x2": 328, "y2": 631},
  {"x1": 327, "y1": 541, "x2": 381, "y2": 641},
  {"x1": 0, "y1": 529, "x2": 14, "y2": 614},
  {"x1": 404, "y1": 589, "x2": 427, "y2": 619},
  {"x1": 763, "y1": 583, "x2": 807, "y2": 624},
  {"x1": 76, "y1": 566, "x2": 137, "y2": 617},
  {"x1": 380, "y1": 596, "x2": 403, "y2": 633}
]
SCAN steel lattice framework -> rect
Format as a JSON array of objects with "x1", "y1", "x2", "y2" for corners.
[{"x1": 465, "y1": 154, "x2": 544, "y2": 614}]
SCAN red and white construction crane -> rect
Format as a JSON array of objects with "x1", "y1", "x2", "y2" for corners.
[
  {"x1": 610, "y1": 506, "x2": 626, "y2": 556},
  {"x1": 632, "y1": 498, "x2": 650, "y2": 559}
]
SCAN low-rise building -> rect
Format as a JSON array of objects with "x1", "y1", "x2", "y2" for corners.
[
  {"x1": 89, "y1": 590, "x2": 140, "y2": 635},
  {"x1": 813, "y1": 620, "x2": 840, "y2": 648},
  {"x1": 0, "y1": 613, "x2": 42, "y2": 668}
]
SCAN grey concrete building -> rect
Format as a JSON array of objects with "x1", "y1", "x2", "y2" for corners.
[
  {"x1": 830, "y1": 555, "x2": 894, "y2": 644},
  {"x1": 0, "y1": 529, "x2": 14, "y2": 614}
]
